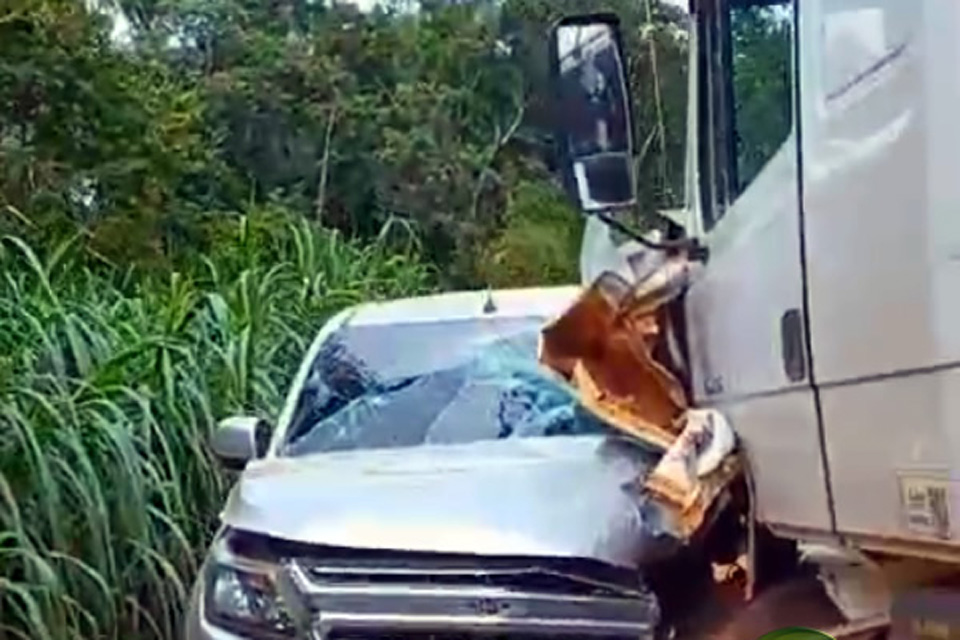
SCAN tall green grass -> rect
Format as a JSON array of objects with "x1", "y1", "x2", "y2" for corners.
[{"x1": 0, "y1": 215, "x2": 431, "y2": 639}]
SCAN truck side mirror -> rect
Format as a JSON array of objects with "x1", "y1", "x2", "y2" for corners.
[
  {"x1": 549, "y1": 13, "x2": 637, "y2": 214},
  {"x1": 211, "y1": 416, "x2": 272, "y2": 471}
]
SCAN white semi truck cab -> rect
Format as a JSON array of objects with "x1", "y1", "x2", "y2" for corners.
[{"x1": 552, "y1": 0, "x2": 960, "y2": 562}]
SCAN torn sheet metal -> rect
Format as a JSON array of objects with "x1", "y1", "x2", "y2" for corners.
[
  {"x1": 541, "y1": 259, "x2": 741, "y2": 539},
  {"x1": 644, "y1": 409, "x2": 736, "y2": 508},
  {"x1": 643, "y1": 409, "x2": 740, "y2": 538},
  {"x1": 539, "y1": 260, "x2": 695, "y2": 449}
]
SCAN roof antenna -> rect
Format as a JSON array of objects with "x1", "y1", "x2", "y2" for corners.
[{"x1": 482, "y1": 287, "x2": 497, "y2": 314}]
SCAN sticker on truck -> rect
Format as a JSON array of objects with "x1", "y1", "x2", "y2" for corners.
[{"x1": 897, "y1": 474, "x2": 951, "y2": 539}]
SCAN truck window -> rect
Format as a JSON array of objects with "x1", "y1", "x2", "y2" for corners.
[
  {"x1": 729, "y1": 1, "x2": 793, "y2": 193},
  {"x1": 699, "y1": 0, "x2": 794, "y2": 230}
]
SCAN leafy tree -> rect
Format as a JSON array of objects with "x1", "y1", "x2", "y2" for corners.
[
  {"x1": 476, "y1": 179, "x2": 583, "y2": 286},
  {"x1": 0, "y1": 0, "x2": 221, "y2": 266},
  {"x1": 2, "y1": 0, "x2": 692, "y2": 283}
]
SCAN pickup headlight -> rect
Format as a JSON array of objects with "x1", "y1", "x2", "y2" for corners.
[{"x1": 205, "y1": 563, "x2": 295, "y2": 637}]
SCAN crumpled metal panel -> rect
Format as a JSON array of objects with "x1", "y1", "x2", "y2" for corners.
[
  {"x1": 539, "y1": 268, "x2": 691, "y2": 449},
  {"x1": 644, "y1": 408, "x2": 739, "y2": 537},
  {"x1": 220, "y1": 434, "x2": 678, "y2": 569},
  {"x1": 540, "y1": 258, "x2": 744, "y2": 541}
]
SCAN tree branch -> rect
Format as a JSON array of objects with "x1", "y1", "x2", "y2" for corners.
[
  {"x1": 315, "y1": 103, "x2": 339, "y2": 224},
  {"x1": 644, "y1": 0, "x2": 669, "y2": 190},
  {"x1": 470, "y1": 100, "x2": 525, "y2": 221}
]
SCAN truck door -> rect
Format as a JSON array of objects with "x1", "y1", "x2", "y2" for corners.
[{"x1": 684, "y1": 0, "x2": 835, "y2": 533}]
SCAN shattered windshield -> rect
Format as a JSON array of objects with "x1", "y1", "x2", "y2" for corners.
[{"x1": 282, "y1": 316, "x2": 611, "y2": 456}]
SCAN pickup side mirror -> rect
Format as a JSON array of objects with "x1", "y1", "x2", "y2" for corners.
[
  {"x1": 211, "y1": 416, "x2": 272, "y2": 471},
  {"x1": 549, "y1": 13, "x2": 637, "y2": 214}
]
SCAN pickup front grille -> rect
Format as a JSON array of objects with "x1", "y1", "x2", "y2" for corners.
[{"x1": 276, "y1": 557, "x2": 660, "y2": 640}]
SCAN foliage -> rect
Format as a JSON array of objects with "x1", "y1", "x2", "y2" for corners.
[
  {"x1": 0, "y1": 0, "x2": 221, "y2": 263},
  {"x1": 0, "y1": 223, "x2": 429, "y2": 639},
  {"x1": 729, "y1": 4, "x2": 793, "y2": 191},
  {"x1": 1, "y1": 0, "x2": 692, "y2": 286},
  {"x1": 477, "y1": 180, "x2": 582, "y2": 287}
]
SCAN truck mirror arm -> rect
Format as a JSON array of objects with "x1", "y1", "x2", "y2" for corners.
[{"x1": 593, "y1": 210, "x2": 710, "y2": 264}]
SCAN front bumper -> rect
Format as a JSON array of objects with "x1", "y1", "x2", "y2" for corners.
[{"x1": 187, "y1": 549, "x2": 660, "y2": 640}]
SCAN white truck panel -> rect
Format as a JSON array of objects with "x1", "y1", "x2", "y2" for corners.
[
  {"x1": 717, "y1": 390, "x2": 832, "y2": 530},
  {"x1": 800, "y1": 0, "x2": 960, "y2": 546},
  {"x1": 801, "y1": 0, "x2": 928, "y2": 385}
]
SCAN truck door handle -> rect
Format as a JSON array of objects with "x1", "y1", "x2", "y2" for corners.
[{"x1": 780, "y1": 308, "x2": 807, "y2": 383}]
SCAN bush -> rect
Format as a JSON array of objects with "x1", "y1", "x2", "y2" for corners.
[{"x1": 476, "y1": 180, "x2": 583, "y2": 287}]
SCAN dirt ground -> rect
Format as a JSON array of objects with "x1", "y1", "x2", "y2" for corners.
[
  {"x1": 645, "y1": 545, "x2": 867, "y2": 640},
  {"x1": 668, "y1": 569, "x2": 894, "y2": 640},
  {"x1": 675, "y1": 574, "x2": 846, "y2": 640}
]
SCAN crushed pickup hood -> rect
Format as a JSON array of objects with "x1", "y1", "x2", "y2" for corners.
[{"x1": 220, "y1": 435, "x2": 674, "y2": 568}]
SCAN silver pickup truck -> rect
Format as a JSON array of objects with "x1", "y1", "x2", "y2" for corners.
[{"x1": 185, "y1": 287, "x2": 674, "y2": 640}]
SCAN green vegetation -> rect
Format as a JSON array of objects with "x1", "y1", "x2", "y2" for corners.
[
  {"x1": 0, "y1": 216, "x2": 428, "y2": 639},
  {"x1": 1, "y1": 0, "x2": 690, "y2": 286},
  {"x1": 0, "y1": 0, "x2": 693, "y2": 637}
]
